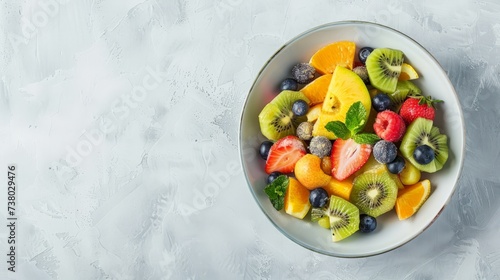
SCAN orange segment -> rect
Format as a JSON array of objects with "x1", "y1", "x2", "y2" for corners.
[
  {"x1": 323, "y1": 175, "x2": 354, "y2": 201},
  {"x1": 395, "y1": 179, "x2": 431, "y2": 220},
  {"x1": 284, "y1": 178, "x2": 311, "y2": 219},
  {"x1": 294, "y1": 154, "x2": 331, "y2": 190},
  {"x1": 309, "y1": 41, "x2": 356, "y2": 75},
  {"x1": 300, "y1": 74, "x2": 332, "y2": 104},
  {"x1": 399, "y1": 63, "x2": 419, "y2": 81}
]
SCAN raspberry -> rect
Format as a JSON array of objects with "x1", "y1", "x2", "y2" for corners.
[{"x1": 373, "y1": 110, "x2": 406, "y2": 142}]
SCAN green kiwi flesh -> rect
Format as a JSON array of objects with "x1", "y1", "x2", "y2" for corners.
[
  {"x1": 400, "y1": 118, "x2": 449, "y2": 173},
  {"x1": 388, "y1": 80, "x2": 422, "y2": 112},
  {"x1": 314, "y1": 196, "x2": 359, "y2": 242},
  {"x1": 350, "y1": 172, "x2": 398, "y2": 217},
  {"x1": 311, "y1": 207, "x2": 326, "y2": 222},
  {"x1": 366, "y1": 48, "x2": 404, "y2": 93},
  {"x1": 258, "y1": 90, "x2": 310, "y2": 140}
]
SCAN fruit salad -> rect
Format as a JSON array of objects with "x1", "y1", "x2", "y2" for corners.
[{"x1": 257, "y1": 41, "x2": 449, "y2": 242}]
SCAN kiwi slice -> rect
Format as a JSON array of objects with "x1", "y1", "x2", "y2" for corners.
[
  {"x1": 358, "y1": 155, "x2": 405, "y2": 190},
  {"x1": 350, "y1": 172, "x2": 398, "y2": 217},
  {"x1": 366, "y1": 48, "x2": 404, "y2": 93},
  {"x1": 311, "y1": 196, "x2": 359, "y2": 241},
  {"x1": 388, "y1": 81, "x2": 422, "y2": 112},
  {"x1": 400, "y1": 118, "x2": 449, "y2": 173},
  {"x1": 258, "y1": 90, "x2": 310, "y2": 140},
  {"x1": 311, "y1": 207, "x2": 326, "y2": 222}
]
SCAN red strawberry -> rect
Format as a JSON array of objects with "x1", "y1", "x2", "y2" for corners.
[
  {"x1": 399, "y1": 96, "x2": 442, "y2": 125},
  {"x1": 331, "y1": 138, "x2": 371, "y2": 181},
  {"x1": 265, "y1": 136, "x2": 306, "y2": 174},
  {"x1": 373, "y1": 110, "x2": 406, "y2": 142}
]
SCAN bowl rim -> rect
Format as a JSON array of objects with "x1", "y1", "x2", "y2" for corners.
[{"x1": 238, "y1": 20, "x2": 466, "y2": 258}]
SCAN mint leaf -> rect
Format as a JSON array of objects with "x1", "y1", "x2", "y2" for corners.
[
  {"x1": 325, "y1": 121, "x2": 351, "y2": 139},
  {"x1": 345, "y1": 101, "x2": 367, "y2": 135},
  {"x1": 264, "y1": 175, "x2": 289, "y2": 211},
  {"x1": 352, "y1": 133, "x2": 380, "y2": 145}
]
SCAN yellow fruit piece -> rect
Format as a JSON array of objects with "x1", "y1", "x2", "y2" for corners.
[
  {"x1": 294, "y1": 154, "x2": 331, "y2": 190},
  {"x1": 312, "y1": 66, "x2": 371, "y2": 139},
  {"x1": 309, "y1": 41, "x2": 356, "y2": 75},
  {"x1": 395, "y1": 179, "x2": 431, "y2": 220},
  {"x1": 312, "y1": 111, "x2": 337, "y2": 139},
  {"x1": 300, "y1": 74, "x2": 332, "y2": 105},
  {"x1": 284, "y1": 178, "x2": 311, "y2": 219},
  {"x1": 318, "y1": 216, "x2": 331, "y2": 229},
  {"x1": 306, "y1": 103, "x2": 323, "y2": 122},
  {"x1": 323, "y1": 176, "x2": 354, "y2": 201},
  {"x1": 355, "y1": 154, "x2": 380, "y2": 175},
  {"x1": 399, "y1": 157, "x2": 421, "y2": 185},
  {"x1": 398, "y1": 63, "x2": 419, "y2": 81}
]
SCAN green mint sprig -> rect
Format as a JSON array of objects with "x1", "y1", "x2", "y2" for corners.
[
  {"x1": 325, "y1": 101, "x2": 380, "y2": 145},
  {"x1": 264, "y1": 175, "x2": 289, "y2": 211}
]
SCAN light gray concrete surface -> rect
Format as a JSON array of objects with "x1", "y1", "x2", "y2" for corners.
[{"x1": 0, "y1": 0, "x2": 499, "y2": 279}]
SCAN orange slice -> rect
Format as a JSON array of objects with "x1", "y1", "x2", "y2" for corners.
[
  {"x1": 300, "y1": 74, "x2": 332, "y2": 104},
  {"x1": 294, "y1": 154, "x2": 331, "y2": 190},
  {"x1": 309, "y1": 41, "x2": 356, "y2": 75},
  {"x1": 322, "y1": 175, "x2": 354, "y2": 201},
  {"x1": 284, "y1": 178, "x2": 311, "y2": 219},
  {"x1": 398, "y1": 63, "x2": 419, "y2": 81},
  {"x1": 395, "y1": 179, "x2": 431, "y2": 220}
]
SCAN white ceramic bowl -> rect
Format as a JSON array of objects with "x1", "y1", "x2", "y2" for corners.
[{"x1": 239, "y1": 21, "x2": 465, "y2": 257}]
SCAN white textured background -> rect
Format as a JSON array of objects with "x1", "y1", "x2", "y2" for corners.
[{"x1": 0, "y1": 0, "x2": 499, "y2": 279}]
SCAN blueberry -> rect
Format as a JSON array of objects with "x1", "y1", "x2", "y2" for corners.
[
  {"x1": 373, "y1": 140, "x2": 398, "y2": 164},
  {"x1": 259, "y1": 141, "x2": 274, "y2": 160},
  {"x1": 413, "y1": 145, "x2": 435, "y2": 165},
  {"x1": 358, "y1": 47, "x2": 374, "y2": 64},
  {"x1": 296, "y1": 122, "x2": 313, "y2": 141},
  {"x1": 387, "y1": 155, "x2": 406, "y2": 174},
  {"x1": 372, "y1": 93, "x2": 392, "y2": 112},
  {"x1": 309, "y1": 136, "x2": 332, "y2": 158},
  {"x1": 292, "y1": 100, "x2": 309, "y2": 116},
  {"x1": 359, "y1": 214, "x2": 377, "y2": 233},
  {"x1": 309, "y1": 188, "x2": 329, "y2": 208},
  {"x1": 280, "y1": 78, "x2": 299, "y2": 91},
  {"x1": 267, "y1": 171, "x2": 283, "y2": 184},
  {"x1": 292, "y1": 63, "x2": 316, "y2": 84}
]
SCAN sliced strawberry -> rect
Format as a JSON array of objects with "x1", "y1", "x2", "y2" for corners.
[
  {"x1": 373, "y1": 110, "x2": 406, "y2": 142},
  {"x1": 265, "y1": 136, "x2": 306, "y2": 174},
  {"x1": 331, "y1": 138, "x2": 371, "y2": 181}
]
